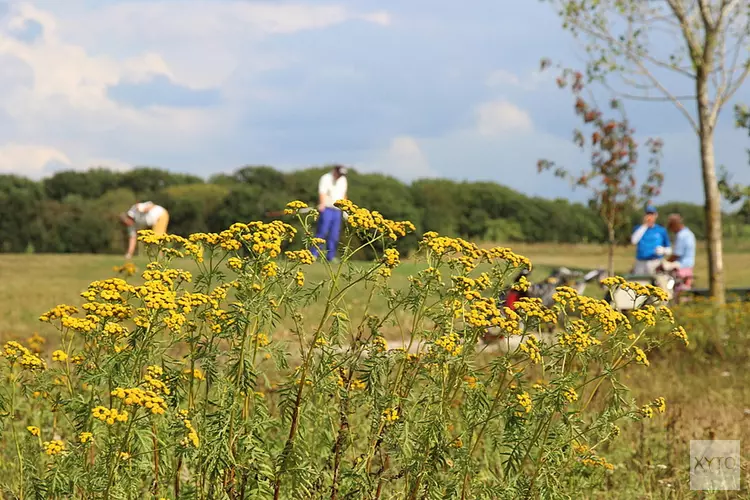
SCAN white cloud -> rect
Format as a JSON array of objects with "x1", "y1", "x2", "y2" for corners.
[
  {"x1": 0, "y1": 143, "x2": 71, "y2": 176},
  {"x1": 384, "y1": 136, "x2": 434, "y2": 178},
  {"x1": 485, "y1": 68, "x2": 555, "y2": 91},
  {"x1": 486, "y1": 69, "x2": 521, "y2": 87},
  {"x1": 476, "y1": 100, "x2": 533, "y2": 136},
  {"x1": 363, "y1": 135, "x2": 435, "y2": 180},
  {"x1": 359, "y1": 11, "x2": 391, "y2": 26}
]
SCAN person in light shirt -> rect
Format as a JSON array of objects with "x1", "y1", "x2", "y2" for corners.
[
  {"x1": 664, "y1": 213, "x2": 696, "y2": 294},
  {"x1": 120, "y1": 201, "x2": 169, "y2": 259},
  {"x1": 630, "y1": 204, "x2": 671, "y2": 275},
  {"x1": 312, "y1": 165, "x2": 348, "y2": 262}
]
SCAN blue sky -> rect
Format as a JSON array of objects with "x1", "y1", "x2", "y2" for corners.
[{"x1": 0, "y1": 0, "x2": 748, "y2": 205}]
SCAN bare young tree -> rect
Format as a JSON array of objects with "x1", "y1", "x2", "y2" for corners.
[
  {"x1": 538, "y1": 68, "x2": 665, "y2": 277},
  {"x1": 543, "y1": 0, "x2": 750, "y2": 305}
]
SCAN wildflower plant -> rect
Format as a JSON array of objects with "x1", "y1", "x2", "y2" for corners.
[{"x1": 0, "y1": 201, "x2": 687, "y2": 499}]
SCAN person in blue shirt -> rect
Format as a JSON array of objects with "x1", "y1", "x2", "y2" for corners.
[
  {"x1": 666, "y1": 213, "x2": 696, "y2": 294},
  {"x1": 630, "y1": 204, "x2": 671, "y2": 275}
]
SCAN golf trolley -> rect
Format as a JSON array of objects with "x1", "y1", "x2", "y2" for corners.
[{"x1": 605, "y1": 259, "x2": 692, "y2": 311}]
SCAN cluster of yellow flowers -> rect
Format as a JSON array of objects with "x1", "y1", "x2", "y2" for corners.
[
  {"x1": 632, "y1": 346, "x2": 650, "y2": 366},
  {"x1": 27, "y1": 426, "x2": 40, "y2": 436},
  {"x1": 631, "y1": 305, "x2": 657, "y2": 327},
  {"x1": 177, "y1": 292, "x2": 217, "y2": 314},
  {"x1": 178, "y1": 411, "x2": 200, "y2": 448},
  {"x1": 138, "y1": 231, "x2": 204, "y2": 261},
  {"x1": 335, "y1": 199, "x2": 415, "y2": 241},
  {"x1": 253, "y1": 332, "x2": 270, "y2": 348},
  {"x1": 512, "y1": 275, "x2": 531, "y2": 292},
  {"x1": 81, "y1": 302, "x2": 131, "y2": 320},
  {"x1": 98, "y1": 321, "x2": 124, "y2": 338},
  {"x1": 482, "y1": 246, "x2": 532, "y2": 270},
  {"x1": 558, "y1": 320, "x2": 602, "y2": 353},
  {"x1": 262, "y1": 262, "x2": 279, "y2": 278},
  {"x1": 371, "y1": 336, "x2": 388, "y2": 353},
  {"x1": 421, "y1": 232, "x2": 478, "y2": 258},
  {"x1": 40, "y1": 304, "x2": 79, "y2": 322},
  {"x1": 515, "y1": 391, "x2": 532, "y2": 416},
  {"x1": 112, "y1": 262, "x2": 137, "y2": 276},
  {"x1": 457, "y1": 256, "x2": 478, "y2": 273},
  {"x1": 553, "y1": 287, "x2": 628, "y2": 335},
  {"x1": 27, "y1": 333, "x2": 45, "y2": 353},
  {"x1": 465, "y1": 298, "x2": 501, "y2": 328},
  {"x1": 79, "y1": 432, "x2": 93, "y2": 444},
  {"x1": 434, "y1": 332, "x2": 463, "y2": 356},
  {"x1": 382, "y1": 407, "x2": 400, "y2": 423},
  {"x1": 283, "y1": 200, "x2": 309, "y2": 214},
  {"x1": 143, "y1": 267, "x2": 193, "y2": 286},
  {"x1": 335, "y1": 370, "x2": 367, "y2": 391},
  {"x1": 82, "y1": 278, "x2": 135, "y2": 303},
  {"x1": 451, "y1": 276, "x2": 482, "y2": 301},
  {"x1": 52, "y1": 350, "x2": 68, "y2": 362},
  {"x1": 519, "y1": 335, "x2": 542, "y2": 364},
  {"x1": 188, "y1": 232, "x2": 221, "y2": 246},
  {"x1": 573, "y1": 443, "x2": 615, "y2": 470},
  {"x1": 513, "y1": 298, "x2": 558, "y2": 324},
  {"x1": 653, "y1": 396, "x2": 666, "y2": 414},
  {"x1": 285, "y1": 249, "x2": 315, "y2": 265},
  {"x1": 463, "y1": 375, "x2": 478, "y2": 389},
  {"x1": 43, "y1": 440, "x2": 65, "y2": 456},
  {"x1": 382, "y1": 248, "x2": 400, "y2": 268},
  {"x1": 1, "y1": 341, "x2": 46, "y2": 370},
  {"x1": 237, "y1": 221, "x2": 297, "y2": 257},
  {"x1": 184, "y1": 368, "x2": 205, "y2": 381},
  {"x1": 161, "y1": 310, "x2": 185, "y2": 332},
  {"x1": 136, "y1": 281, "x2": 178, "y2": 311},
  {"x1": 563, "y1": 387, "x2": 578, "y2": 403},
  {"x1": 227, "y1": 257, "x2": 244, "y2": 271},
  {"x1": 671, "y1": 326, "x2": 689, "y2": 346},
  {"x1": 92, "y1": 406, "x2": 129, "y2": 424},
  {"x1": 582, "y1": 455, "x2": 615, "y2": 471},
  {"x1": 111, "y1": 387, "x2": 168, "y2": 415},
  {"x1": 144, "y1": 365, "x2": 171, "y2": 394},
  {"x1": 60, "y1": 315, "x2": 99, "y2": 334},
  {"x1": 295, "y1": 271, "x2": 305, "y2": 286}
]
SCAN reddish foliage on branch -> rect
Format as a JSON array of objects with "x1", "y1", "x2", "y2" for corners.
[{"x1": 537, "y1": 63, "x2": 665, "y2": 273}]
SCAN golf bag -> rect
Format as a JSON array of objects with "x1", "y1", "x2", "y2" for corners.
[{"x1": 500, "y1": 267, "x2": 606, "y2": 310}]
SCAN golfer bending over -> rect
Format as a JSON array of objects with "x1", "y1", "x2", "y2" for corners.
[
  {"x1": 630, "y1": 204, "x2": 670, "y2": 275},
  {"x1": 120, "y1": 201, "x2": 169, "y2": 259},
  {"x1": 312, "y1": 165, "x2": 348, "y2": 262}
]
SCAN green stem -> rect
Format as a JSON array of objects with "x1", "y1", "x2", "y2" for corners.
[{"x1": 10, "y1": 370, "x2": 25, "y2": 500}]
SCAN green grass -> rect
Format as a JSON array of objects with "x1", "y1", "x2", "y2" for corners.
[{"x1": 3, "y1": 243, "x2": 750, "y2": 340}]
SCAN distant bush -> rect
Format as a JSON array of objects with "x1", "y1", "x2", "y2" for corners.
[{"x1": 0, "y1": 165, "x2": 745, "y2": 254}]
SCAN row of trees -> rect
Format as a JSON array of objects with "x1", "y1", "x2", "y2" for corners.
[{"x1": 0, "y1": 165, "x2": 744, "y2": 257}]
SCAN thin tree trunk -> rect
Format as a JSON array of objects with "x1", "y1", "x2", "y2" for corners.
[
  {"x1": 696, "y1": 50, "x2": 726, "y2": 305},
  {"x1": 607, "y1": 221, "x2": 615, "y2": 278}
]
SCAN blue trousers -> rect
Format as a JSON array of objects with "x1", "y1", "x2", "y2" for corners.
[{"x1": 312, "y1": 208, "x2": 342, "y2": 261}]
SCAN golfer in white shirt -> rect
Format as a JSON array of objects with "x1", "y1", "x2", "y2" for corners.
[{"x1": 312, "y1": 165, "x2": 348, "y2": 262}]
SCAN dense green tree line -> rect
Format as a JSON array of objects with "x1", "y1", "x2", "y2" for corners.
[{"x1": 0, "y1": 165, "x2": 745, "y2": 255}]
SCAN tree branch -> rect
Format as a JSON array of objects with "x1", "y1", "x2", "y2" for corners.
[
  {"x1": 666, "y1": 0, "x2": 703, "y2": 60},
  {"x1": 697, "y1": 0, "x2": 715, "y2": 31}
]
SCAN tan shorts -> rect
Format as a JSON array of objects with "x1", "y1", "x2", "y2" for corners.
[{"x1": 152, "y1": 210, "x2": 169, "y2": 235}]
